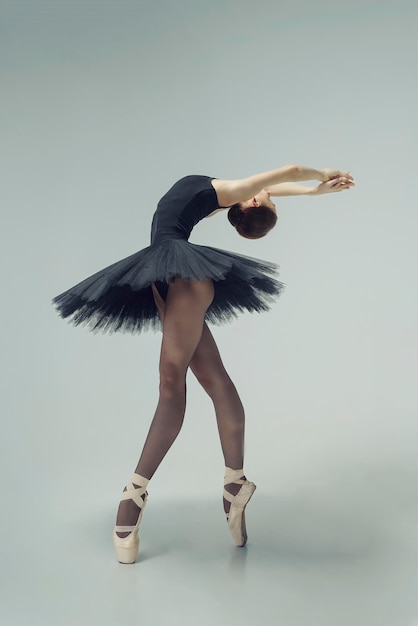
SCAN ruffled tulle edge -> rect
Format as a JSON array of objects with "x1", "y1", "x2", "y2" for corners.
[
  {"x1": 52, "y1": 277, "x2": 286, "y2": 335},
  {"x1": 53, "y1": 284, "x2": 162, "y2": 335}
]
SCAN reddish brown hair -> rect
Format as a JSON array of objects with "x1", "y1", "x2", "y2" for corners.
[{"x1": 227, "y1": 203, "x2": 277, "y2": 239}]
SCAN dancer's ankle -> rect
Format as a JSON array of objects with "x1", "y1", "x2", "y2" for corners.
[
  {"x1": 115, "y1": 473, "x2": 150, "y2": 538},
  {"x1": 223, "y1": 467, "x2": 247, "y2": 514}
]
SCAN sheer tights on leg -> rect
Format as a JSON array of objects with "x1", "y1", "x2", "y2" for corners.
[
  {"x1": 115, "y1": 278, "x2": 214, "y2": 538},
  {"x1": 189, "y1": 323, "x2": 247, "y2": 514},
  {"x1": 152, "y1": 284, "x2": 248, "y2": 516},
  {"x1": 115, "y1": 379, "x2": 186, "y2": 537}
]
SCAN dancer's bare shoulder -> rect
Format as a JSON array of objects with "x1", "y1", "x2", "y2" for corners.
[{"x1": 208, "y1": 178, "x2": 233, "y2": 215}]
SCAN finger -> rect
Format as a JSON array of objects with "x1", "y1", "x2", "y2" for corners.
[
  {"x1": 332, "y1": 171, "x2": 354, "y2": 182},
  {"x1": 337, "y1": 177, "x2": 353, "y2": 186},
  {"x1": 333, "y1": 181, "x2": 350, "y2": 191}
]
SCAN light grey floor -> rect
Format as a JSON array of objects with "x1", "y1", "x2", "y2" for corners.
[{"x1": 3, "y1": 472, "x2": 417, "y2": 626}]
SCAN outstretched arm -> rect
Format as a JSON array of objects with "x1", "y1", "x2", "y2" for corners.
[
  {"x1": 266, "y1": 183, "x2": 316, "y2": 196},
  {"x1": 213, "y1": 165, "x2": 353, "y2": 206},
  {"x1": 267, "y1": 177, "x2": 355, "y2": 196}
]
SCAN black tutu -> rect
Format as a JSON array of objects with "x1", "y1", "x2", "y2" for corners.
[{"x1": 52, "y1": 234, "x2": 286, "y2": 335}]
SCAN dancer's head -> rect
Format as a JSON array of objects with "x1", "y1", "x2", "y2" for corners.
[{"x1": 227, "y1": 191, "x2": 277, "y2": 239}]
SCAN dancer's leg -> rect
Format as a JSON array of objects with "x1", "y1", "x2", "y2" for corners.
[
  {"x1": 189, "y1": 324, "x2": 245, "y2": 469},
  {"x1": 152, "y1": 284, "x2": 247, "y2": 515},
  {"x1": 189, "y1": 324, "x2": 248, "y2": 514},
  {"x1": 115, "y1": 278, "x2": 214, "y2": 537}
]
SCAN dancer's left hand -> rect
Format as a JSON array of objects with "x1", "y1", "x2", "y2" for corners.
[{"x1": 313, "y1": 176, "x2": 355, "y2": 195}]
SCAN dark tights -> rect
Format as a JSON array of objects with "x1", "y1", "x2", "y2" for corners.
[{"x1": 116, "y1": 279, "x2": 246, "y2": 537}]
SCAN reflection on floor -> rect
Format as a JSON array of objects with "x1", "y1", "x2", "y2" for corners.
[{"x1": 2, "y1": 486, "x2": 417, "y2": 626}]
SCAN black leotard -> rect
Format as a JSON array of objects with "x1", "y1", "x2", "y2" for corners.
[{"x1": 150, "y1": 175, "x2": 225, "y2": 245}]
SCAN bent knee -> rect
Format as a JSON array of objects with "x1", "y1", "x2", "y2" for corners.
[
  {"x1": 194, "y1": 369, "x2": 232, "y2": 398},
  {"x1": 159, "y1": 361, "x2": 186, "y2": 398}
]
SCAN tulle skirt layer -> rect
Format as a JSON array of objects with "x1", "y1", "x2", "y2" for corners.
[{"x1": 52, "y1": 238, "x2": 286, "y2": 334}]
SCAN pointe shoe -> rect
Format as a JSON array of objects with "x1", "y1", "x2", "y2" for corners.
[
  {"x1": 223, "y1": 467, "x2": 256, "y2": 547},
  {"x1": 113, "y1": 473, "x2": 148, "y2": 564}
]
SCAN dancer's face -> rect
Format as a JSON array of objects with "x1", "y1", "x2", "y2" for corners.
[{"x1": 240, "y1": 190, "x2": 276, "y2": 213}]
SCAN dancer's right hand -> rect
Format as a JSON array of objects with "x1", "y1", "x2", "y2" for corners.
[
  {"x1": 319, "y1": 169, "x2": 354, "y2": 182},
  {"x1": 313, "y1": 176, "x2": 355, "y2": 194}
]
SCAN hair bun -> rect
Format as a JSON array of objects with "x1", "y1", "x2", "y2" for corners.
[{"x1": 227, "y1": 204, "x2": 243, "y2": 228}]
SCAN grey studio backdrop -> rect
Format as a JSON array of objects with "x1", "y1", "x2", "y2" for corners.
[{"x1": 1, "y1": 1, "x2": 417, "y2": 625}]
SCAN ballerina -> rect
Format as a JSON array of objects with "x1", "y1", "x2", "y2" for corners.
[{"x1": 52, "y1": 164, "x2": 354, "y2": 563}]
